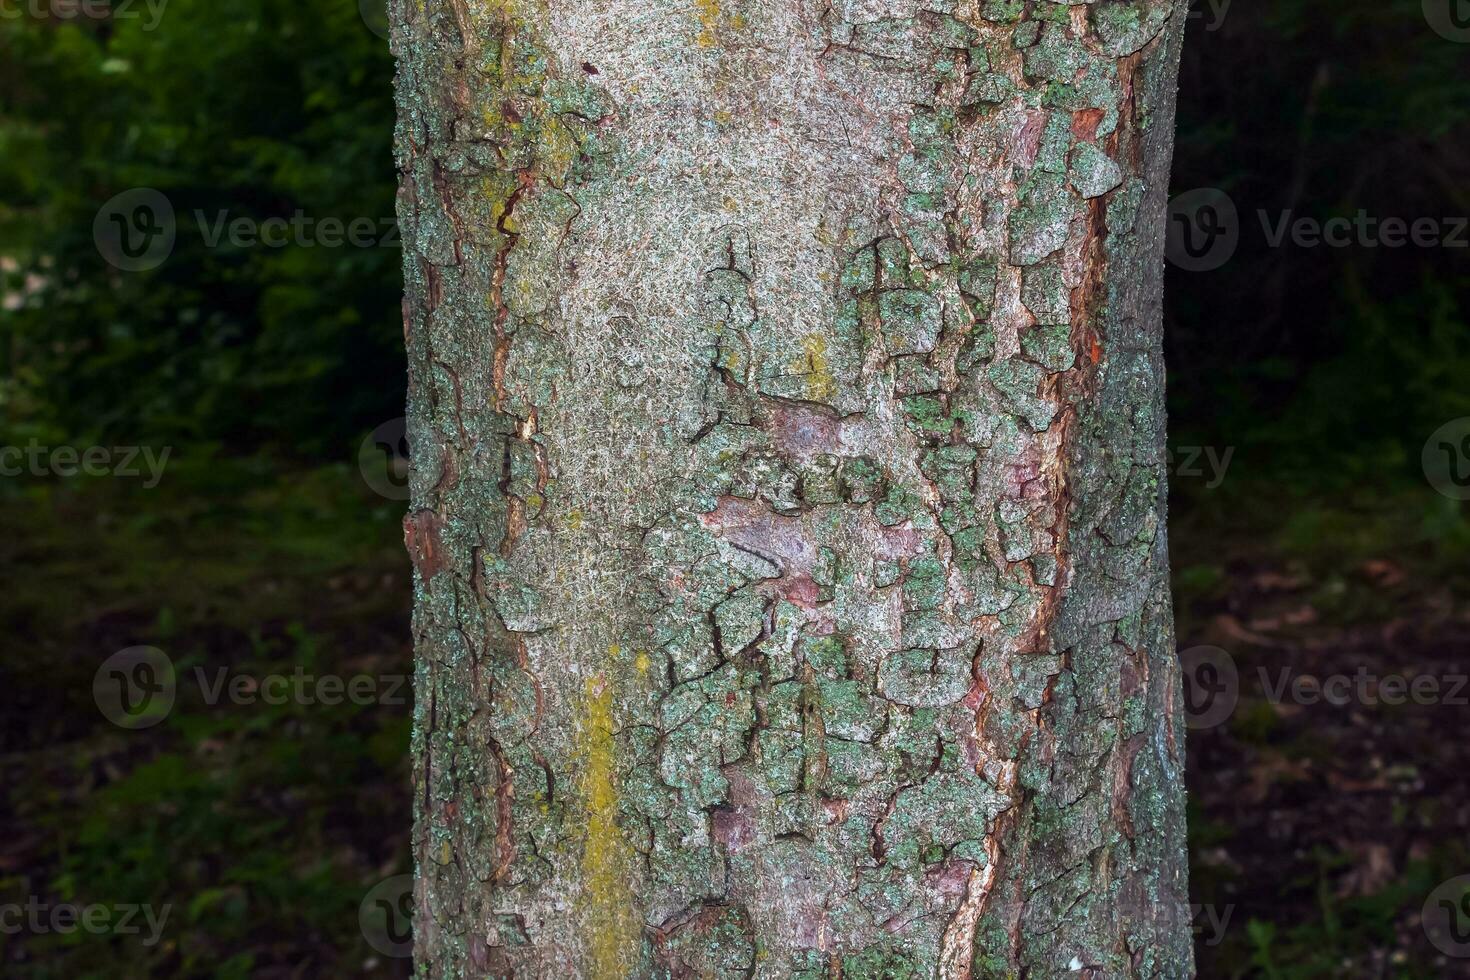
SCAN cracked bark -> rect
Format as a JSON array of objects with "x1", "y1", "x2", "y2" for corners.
[{"x1": 393, "y1": 0, "x2": 1191, "y2": 976}]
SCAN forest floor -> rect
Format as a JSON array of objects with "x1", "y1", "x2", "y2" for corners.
[
  {"x1": 1, "y1": 461, "x2": 1466, "y2": 978},
  {"x1": 1173, "y1": 483, "x2": 1470, "y2": 978}
]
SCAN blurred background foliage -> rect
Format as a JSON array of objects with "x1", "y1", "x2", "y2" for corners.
[
  {"x1": 0, "y1": 0, "x2": 400, "y2": 457},
  {"x1": 1169, "y1": 0, "x2": 1470, "y2": 486},
  {"x1": 1, "y1": 0, "x2": 1467, "y2": 977}
]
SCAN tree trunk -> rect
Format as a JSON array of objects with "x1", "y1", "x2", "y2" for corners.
[{"x1": 392, "y1": 0, "x2": 1191, "y2": 976}]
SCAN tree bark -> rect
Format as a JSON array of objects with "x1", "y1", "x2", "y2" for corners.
[{"x1": 392, "y1": 0, "x2": 1191, "y2": 976}]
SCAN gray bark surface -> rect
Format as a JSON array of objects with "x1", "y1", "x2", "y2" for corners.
[{"x1": 392, "y1": 0, "x2": 1191, "y2": 975}]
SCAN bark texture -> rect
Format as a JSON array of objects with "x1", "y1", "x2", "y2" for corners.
[{"x1": 393, "y1": 0, "x2": 1191, "y2": 976}]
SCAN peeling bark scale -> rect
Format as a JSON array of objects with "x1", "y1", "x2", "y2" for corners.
[{"x1": 392, "y1": 0, "x2": 1191, "y2": 976}]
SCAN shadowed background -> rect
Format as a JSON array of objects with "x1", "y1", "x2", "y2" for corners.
[{"x1": 1, "y1": 0, "x2": 1467, "y2": 976}]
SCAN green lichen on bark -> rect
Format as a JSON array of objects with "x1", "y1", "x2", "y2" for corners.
[{"x1": 393, "y1": 0, "x2": 1190, "y2": 976}]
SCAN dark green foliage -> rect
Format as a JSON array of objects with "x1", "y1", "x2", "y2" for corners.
[
  {"x1": 1169, "y1": 0, "x2": 1470, "y2": 489},
  {"x1": 0, "y1": 1, "x2": 399, "y2": 458}
]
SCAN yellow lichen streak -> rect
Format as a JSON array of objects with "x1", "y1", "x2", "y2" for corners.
[
  {"x1": 578, "y1": 668, "x2": 637, "y2": 977},
  {"x1": 695, "y1": 0, "x2": 720, "y2": 47},
  {"x1": 798, "y1": 333, "x2": 838, "y2": 402}
]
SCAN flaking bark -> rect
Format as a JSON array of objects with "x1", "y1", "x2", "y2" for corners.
[{"x1": 392, "y1": 0, "x2": 1191, "y2": 976}]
